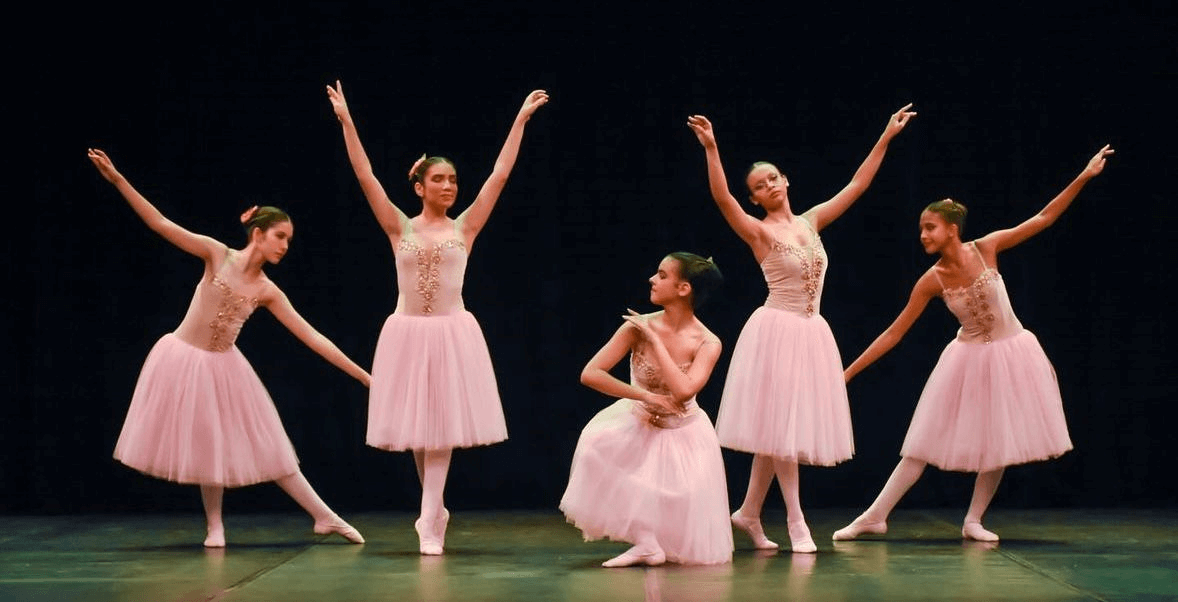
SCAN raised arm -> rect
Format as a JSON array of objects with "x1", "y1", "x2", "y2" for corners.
[
  {"x1": 805, "y1": 104, "x2": 917, "y2": 231},
  {"x1": 977, "y1": 145, "x2": 1115, "y2": 254},
  {"x1": 687, "y1": 115, "x2": 765, "y2": 248},
  {"x1": 580, "y1": 322, "x2": 678, "y2": 413},
  {"x1": 326, "y1": 80, "x2": 408, "y2": 239},
  {"x1": 87, "y1": 148, "x2": 223, "y2": 261},
  {"x1": 458, "y1": 89, "x2": 549, "y2": 240},
  {"x1": 844, "y1": 270, "x2": 939, "y2": 382},
  {"x1": 261, "y1": 284, "x2": 372, "y2": 387},
  {"x1": 622, "y1": 310, "x2": 720, "y2": 405}
]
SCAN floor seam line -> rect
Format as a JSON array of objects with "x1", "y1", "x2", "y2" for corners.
[
  {"x1": 205, "y1": 541, "x2": 320, "y2": 601},
  {"x1": 921, "y1": 510, "x2": 1109, "y2": 602}
]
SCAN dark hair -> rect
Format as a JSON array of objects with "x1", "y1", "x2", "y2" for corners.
[
  {"x1": 924, "y1": 198, "x2": 968, "y2": 234},
  {"x1": 241, "y1": 206, "x2": 291, "y2": 238},
  {"x1": 666, "y1": 252, "x2": 723, "y2": 309},
  {"x1": 744, "y1": 161, "x2": 784, "y2": 193},
  {"x1": 409, "y1": 156, "x2": 456, "y2": 184}
]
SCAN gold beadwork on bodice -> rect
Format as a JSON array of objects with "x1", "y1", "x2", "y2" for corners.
[
  {"x1": 207, "y1": 276, "x2": 259, "y2": 352},
  {"x1": 768, "y1": 237, "x2": 826, "y2": 317},
  {"x1": 397, "y1": 238, "x2": 466, "y2": 315},
  {"x1": 630, "y1": 343, "x2": 694, "y2": 428},
  {"x1": 943, "y1": 269, "x2": 1000, "y2": 344}
]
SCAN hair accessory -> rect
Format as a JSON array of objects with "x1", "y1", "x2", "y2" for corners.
[
  {"x1": 407, "y1": 153, "x2": 427, "y2": 181},
  {"x1": 240, "y1": 205, "x2": 260, "y2": 224}
]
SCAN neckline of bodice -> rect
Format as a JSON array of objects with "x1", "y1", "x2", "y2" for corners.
[
  {"x1": 398, "y1": 235, "x2": 466, "y2": 250},
  {"x1": 210, "y1": 274, "x2": 259, "y2": 305},
  {"x1": 941, "y1": 267, "x2": 999, "y2": 297}
]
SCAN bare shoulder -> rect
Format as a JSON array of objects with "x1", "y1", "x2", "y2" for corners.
[
  {"x1": 692, "y1": 320, "x2": 723, "y2": 350},
  {"x1": 913, "y1": 266, "x2": 942, "y2": 298},
  {"x1": 254, "y1": 276, "x2": 285, "y2": 306}
]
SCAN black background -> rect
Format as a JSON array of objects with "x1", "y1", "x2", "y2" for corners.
[{"x1": 14, "y1": 1, "x2": 1176, "y2": 515}]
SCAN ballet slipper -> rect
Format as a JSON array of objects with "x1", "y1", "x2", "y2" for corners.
[
  {"x1": 203, "y1": 526, "x2": 226, "y2": 548},
  {"x1": 731, "y1": 510, "x2": 779, "y2": 550},
  {"x1": 832, "y1": 516, "x2": 888, "y2": 541},
  {"x1": 435, "y1": 508, "x2": 450, "y2": 547},
  {"x1": 962, "y1": 521, "x2": 999, "y2": 542},
  {"x1": 415, "y1": 517, "x2": 443, "y2": 555},
  {"x1": 602, "y1": 545, "x2": 666, "y2": 568},
  {"x1": 313, "y1": 517, "x2": 365, "y2": 544},
  {"x1": 787, "y1": 519, "x2": 817, "y2": 554}
]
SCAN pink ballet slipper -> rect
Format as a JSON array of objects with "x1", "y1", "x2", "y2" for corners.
[
  {"x1": 787, "y1": 520, "x2": 817, "y2": 554},
  {"x1": 314, "y1": 517, "x2": 365, "y2": 544},
  {"x1": 203, "y1": 526, "x2": 226, "y2": 548},
  {"x1": 602, "y1": 545, "x2": 666, "y2": 568},
  {"x1": 962, "y1": 521, "x2": 999, "y2": 542},
  {"x1": 415, "y1": 517, "x2": 443, "y2": 555},
  {"x1": 731, "y1": 510, "x2": 779, "y2": 550},
  {"x1": 832, "y1": 516, "x2": 888, "y2": 541},
  {"x1": 435, "y1": 508, "x2": 450, "y2": 548}
]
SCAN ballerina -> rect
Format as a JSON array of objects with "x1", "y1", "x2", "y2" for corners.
[
  {"x1": 561, "y1": 252, "x2": 733, "y2": 567},
  {"x1": 833, "y1": 145, "x2": 1114, "y2": 543},
  {"x1": 687, "y1": 105, "x2": 915, "y2": 552},
  {"x1": 327, "y1": 81, "x2": 547, "y2": 554},
  {"x1": 88, "y1": 148, "x2": 369, "y2": 548}
]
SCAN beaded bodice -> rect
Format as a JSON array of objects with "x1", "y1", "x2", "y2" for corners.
[
  {"x1": 938, "y1": 244, "x2": 1023, "y2": 344},
  {"x1": 393, "y1": 221, "x2": 467, "y2": 317},
  {"x1": 629, "y1": 338, "x2": 700, "y2": 429},
  {"x1": 760, "y1": 218, "x2": 827, "y2": 316},
  {"x1": 173, "y1": 257, "x2": 260, "y2": 352}
]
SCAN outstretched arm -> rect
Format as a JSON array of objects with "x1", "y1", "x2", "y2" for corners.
[
  {"x1": 805, "y1": 104, "x2": 917, "y2": 231},
  {"x1": 844, "y1": 270, "x2": 938, "y2": 382},
  {"x1": 687, "y1": 115, "x2": 765, "y2": 249},
  {"x1": 459, "y1": 90, "x2": 549, "y2": 241},
  {"x1": 580, "y1": 322, "x2": 678, "y2": 413},
  {"x1": 262, "y1": 285, "x2": 372, "y2": 387},
  {"x1": 622, "y1": 310, "x2": 721, "y2": 405},
  {"x1": 978, "y1": 145, "x2": 1115, "y2": 254},
  {"x1": 326, "y1": 80, "x2": 408, "y2": 239},
  {"x1": 87, "y1": 148, "x2": 223, "y2": 261}
]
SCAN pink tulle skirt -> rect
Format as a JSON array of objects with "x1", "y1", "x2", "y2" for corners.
[
  {"x1": 715, "y1": 306, "x2": 854, "y2": 465},
  {"x1": 113, "y1": 334, "x2": 300, "y2": 487},
  {"x1": 560, "y1": 399, "x2": 733, "y2": 565},
  {"x1": 367, "y1": 311, "x2": 507, "y2": 451},
  {"x1": 902, "y1": 329, "x2": 1073, "y2": 472}
]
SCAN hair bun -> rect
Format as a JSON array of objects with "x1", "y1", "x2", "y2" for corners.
[{"x1": 240, "y1": 205, "x2": 260, "y2": 224}]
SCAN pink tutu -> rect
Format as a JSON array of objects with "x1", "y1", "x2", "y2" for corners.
[
  {"x1": 113, "y1": 334, "x2": 300, "y2": 487},
  {"x1": 560, "y1": 399, "x2": 733, "y2": 565},
  {"x1": 902, "y1": 329, "x2": 1073, "y2": 472},
  {"x1": 367, "y1": 310, "x2": 507, "y2": 451},
  {"x1": 715, "y1": 306, "x2": 854, "y2": 465}
]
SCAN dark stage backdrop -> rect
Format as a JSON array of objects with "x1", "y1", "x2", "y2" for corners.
[{"x1": 14, "y1": 2, "x2": 1176, "y2": 514}]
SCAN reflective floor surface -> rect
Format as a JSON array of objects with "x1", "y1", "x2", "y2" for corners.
[{"x1": 2, "y1": 508, "x2": 1175, "y2": 601}]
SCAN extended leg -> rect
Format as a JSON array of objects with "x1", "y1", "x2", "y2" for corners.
[
  {"x1": 833, "y1": 457, "x2": 927, "y2": 541},
  {"x1": 275, "y1": 472, "x2": 364, "y2": 543}
]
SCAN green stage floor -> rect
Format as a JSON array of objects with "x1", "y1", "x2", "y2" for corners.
[{"x1": 2, "y1": 509, "x2": 1174, "y2": 601}]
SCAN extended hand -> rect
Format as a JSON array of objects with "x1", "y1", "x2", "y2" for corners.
[
  {"x1": 87, "y1": 148, "x2": 123, "y2": 184},
  {"x1": 687, "y1": 115, "x2": 717, "y2": 149},
  {"x1": 884, "y1": 103, "x2": 917, "y2": 139},
  {"x1": 1083, "y1": 144, "x2": 1115, "y2": 178},
  {"x1": 621, "y1": 309, "x2": 657, "y2": 341},
  {"x1": 519, "y1": 89, "x2": 549, "y2": 119},
  {"x1": 326, "y1": 79, "x2": 351, "y2": 121}
]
